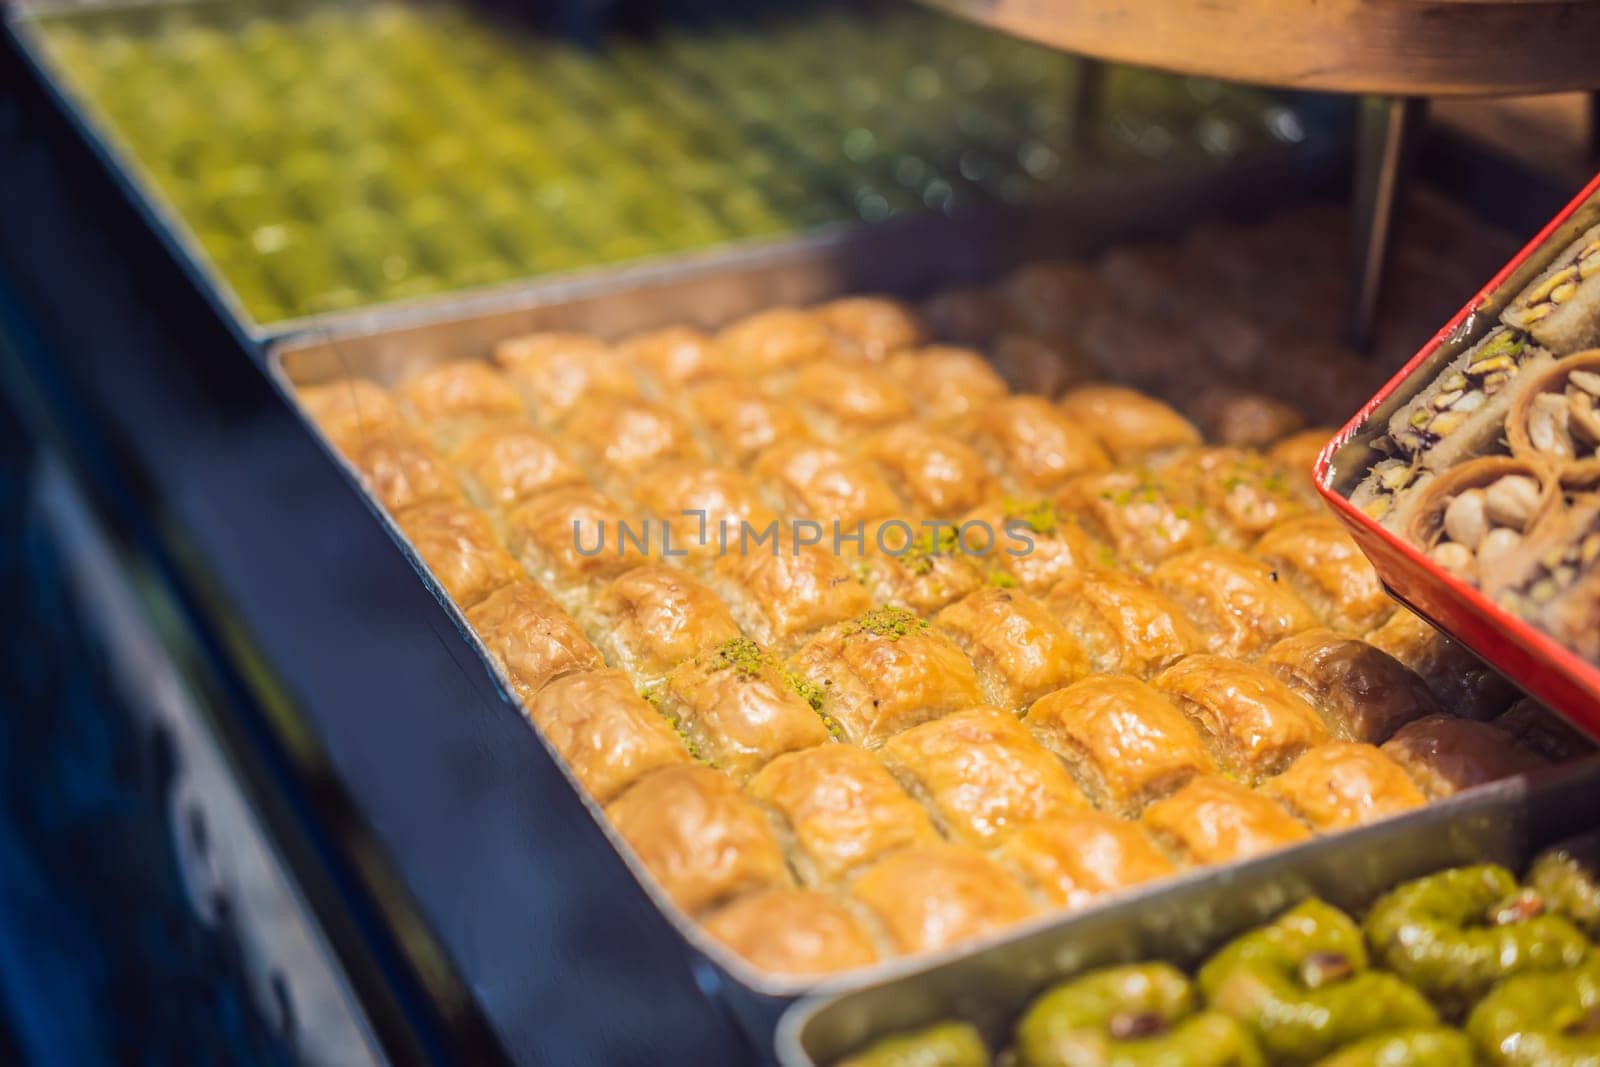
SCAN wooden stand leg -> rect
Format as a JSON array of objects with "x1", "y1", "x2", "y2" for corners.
[{"x1": 1348, "y1": 95, "x2": 1427, "y2": 352}]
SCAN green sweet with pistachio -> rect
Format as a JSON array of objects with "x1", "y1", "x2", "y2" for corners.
[
  {"x1": 1308, "y1": 1028, "x2": 1474, "y2": 1067},
  {"x1": 1528, "y1": 844, "x2": 1600, "y2": 938},
  {"x1": 1466, "y1": 963, "x2": 1600, "y2": 1066},
  {"x1": 838, "y1": 1021, "x2": 989, "y2": 1067}
]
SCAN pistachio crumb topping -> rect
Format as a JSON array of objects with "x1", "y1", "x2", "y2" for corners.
[
  {"x1": 1003, "y1": 496, "x2": 1059, "y2": 536},
  {"x1": 708, "y1": 636, "x2": 766, "y2": 678},
  {"x1": 846, "y1": 604, "x2": 929, "y2": 639},
  {"x1": 987, "y1": 570, "x2": 1018, "y2": 589}
]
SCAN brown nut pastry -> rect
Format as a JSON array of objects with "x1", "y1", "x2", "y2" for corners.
[
  {"x1": 1506, "y1": 351, "x2": 1600, "y2": 477},
  {"x1": 1054, "y1": 470, "x2": 1210, "y2": 571},
  {"x1": 851, "y1": 519, "x2": 984, "y2": 615},
  {"x1": 1386, "y1": 326, "x2": 1550, "y2": 468},
  {"x1": 1363, "y1": 609, "x2": 1519, "y2": 722},
  {"x1": 1251, "y1": 515, "x2": 1396, "y2": 635},
  {"x1": 883, "y1": 345, "x2": 1008, "y2": 420},
  {"x1": 718, "y1": 307, "x2": 839, "y2": 376},
  {"x1": 1156, "y1": 447, "x2": 1305, "y2": 548},
  {"x1": 447, "y1": 423, "x2": 584, "y2": 511},
  {"x1": 1401, "y1": 456, "x2": 1555, "y2": 591},
  {"x1": 749, "y1": 744, "x2": 939, "y2": 886},
  {"x1": 811, "y1": 295, "x2": 925, "y2": 362},
  {"x1": 881, "y1": 706, "x2": 1087, "y2": 843},
  {"x1": 776, "y1": 360, "x2": 914, "y2": 443},
  {"x1": 861, "y1": 422, "x2": 997, "y2": 519},
  {"x1": 585, "y1": 565, "x2": 742, "y2": 682},
  {"x1": 1023, "y1": 675, "x2": 1216, "y2": 815},
  {"x1": 990, "y1": 811, "x2": 1176, "y2": 911},
  {"x1": 651, "y1": 638, "x2": 831, "y2": 781},
  {"x1": 503, "y1": 486, "x2": 648, "y2": 609},
  {"x1": 560, "y1": 397, "x2": 703, "y2": 490},
  {"x1": 921, "y1": 284, "x2": 1019, "y2": 345},
  {"x1": 1187, "y1": 384, "x2": 1306, "y2": 449},
  {"x1": 343, "y1": 431, "x2": 465, "y2": 513},
  {"x1": 492, "y1": 331, "x2": 639, "y2": 425},
  {"x1": 1079, "y1": 308, "x2": 1212, "y2": 398},
  {"x1": 1380, "y1": 714, "x2": 1550, "y2": 799},
  {"x1": 959, "y1": 497, "x2": 1095, "y2": 595},
  {"x1": 615, "y1": 325, "x2": 730, "y2": 394},
  {"x1": 1057, "y1": 385, "x2": 1202, "y2": 466},
  {"x1": 702, "y1": 889, "x2": 879, "y2": 977},
  {"x1": 391, "y1": 360, "x2": 526, "y2": 444},
  {"x1": 751, "y1": 441, "x2": 903, "y2": 527},
  {"x1": 298, "y1": 378, "x2": 407, "y2": 451},
  {"x1": 1152, "y1": 654, "x2": 1331, "y2": 781},
  {"x1": 848, "y1": 844, "x2": 1034, "y2": 954},
  {"x1": 1140, "y1": 775, "x2": 1310, "y2": 866},
  {"x1": 989, "y1": 333, "x2": 1101, "y2": 398},
  {"x1": 625, "y1": 461, "x2": 779, "y2": 564},
  {"x1": 1260, "y1": 742, "x2": 1426, "y2": 831},
  {"x1": 1258, "y1": 629, "x2": 1442, "y2": 743},
  {"x1": 787, "y1": 606, "x2": 985, "y2": 747},
  {"x1": 680, "y1": 380, "x2": 813, "y2": 470},
  {"x1": 961, "y1": 396, "x2": 1112, "y2": 494},
  {"x1": 1266, "y1": 428, "x2": 1338, "y2": 508},
  {"x1": 606, "y1": 765, "x2": 789, "y2": 915},
  {"x1": 933, "y1": 588, "x2": 1090, "y2": 710},
  {"x1": 1151, "y1": 547, "x2": 1320, "y2": 659},
  {"x1": 1500, "y1": 223, "x2": 1600, "y2": 353},
  {"x1": 466, "y1": 580, "x2": 603, "y2": 705},
  {"x1": 527, "y1": 669, "x2": 691, "y2": 803},
  {"x1": 1000, "y1": 261, "x2": 1118, "y2": 341},
  {"x1": 709, "y1": 543, "x2": 872, "y2": 655},
  {"x1": 1494, "y1": 697, "x2": 1593, "y2": 763},
  {"x1": 393, "y1": 502, "x2": 523, "y2": 609},
  {"x1": 1044, "y1": 569, "x2": 1205, "y2": 679},
  {"x1": 1095, "y1": 243, "x2": 1209, "y2": 320}
]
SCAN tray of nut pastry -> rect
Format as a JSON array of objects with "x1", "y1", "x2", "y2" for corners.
[
  {"x1": 777, "y1": 751, "x2": 1600, "y2": 1066},
  {"x1": 1321, "y1": 173, "x2": 1600, "y2": 733},
  {"x1": 270, "y1": 185, "x2": 1578, "y2": 1041}
]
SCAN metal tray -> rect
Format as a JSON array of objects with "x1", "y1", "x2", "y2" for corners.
[
  {"x1": 267, "y1": 156, "x2": 1498, "y2": 1049},
  {"x1": 1318, "y1": 174, "x2": 1600, "y2": 734},
  {"x1": 778, "y1": 754, "x2": 1600, "y2": 1065}
]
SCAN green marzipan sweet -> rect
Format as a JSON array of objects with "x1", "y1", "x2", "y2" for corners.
[
  {"x1": 1466, "y1": 963, "x2": 1600, "y2": 1066},
  {"x1": 1308, "y1": 1027, "x2": 1475, "y2": 1067},
  {"x1": 838, "y1": 1021, "x2": 989, "y2": 1067}
]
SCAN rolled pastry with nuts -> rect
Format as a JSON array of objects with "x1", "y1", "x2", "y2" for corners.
[
  {"x1": 1386, "y1": 325, "x2": 1551, "y2": 466},
  {"x1": 1401, "y1": 456, "x2": 1556, "y2": 591},
  {"x1": 1501, "y1": 223, "x2": 1600, "y2": 354},
  {"x1": 1349, "y1": 456, "x2": 1435, "y2": 529},
  {"x1": 1495, "y1": 494, "x2": 1600, "y2": 664},
  {"x1": 1505, "y1": 350, "x2": 1600, "y2": 485}
]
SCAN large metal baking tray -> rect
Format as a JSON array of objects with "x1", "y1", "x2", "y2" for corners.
[
  {"x1": 267, "y1": 155, "x2": 1499, "y2": 1050},
  {"x1": 4, "y1": 0, "x2": 1336, "y2": 347},
  {"x1": 1318, "y1": 175, "x2": 1600, "y2": 733},
  {"x1": 778, "y1": 754, "x2": 1600, "y2": 1065}
]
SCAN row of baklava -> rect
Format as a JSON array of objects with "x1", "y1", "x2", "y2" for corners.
[{"x1": 295, "y1": 290, "x2": 1580, "y2": 980}]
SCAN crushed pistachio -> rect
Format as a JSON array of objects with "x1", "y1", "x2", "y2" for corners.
[
  {"x1": 846, "y1": 604, "x2": 928, "y2": 639},
  {"x1": 707, "y1": 636, "x2": 767, "y2": 678},
  {"x1": 904, "y1": 525, "x2": 961, "y2": 574},
  {"x1": 783, "y1": 667, "x2": 826, "y2": 712},
  {"x1": 1003, "y1": 496, "x2": 1059, "y2": 536},
  {"x1": 987, "y1": 570, "x2": 1018, "y2": 589}
]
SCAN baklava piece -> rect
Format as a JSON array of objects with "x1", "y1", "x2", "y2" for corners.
[
  {"x1": 1500, "y1": 222, "x2": 1600, "y2": 353},
  {"x1": 1153, "y1": 654, "x2": 1330, "y2": 782},
  {"x1": 560, "y1": 397, "x2": 703, "y2": 490},
  {"x1": 961, "y1": 396, "x2": 1111, "y2": 494},
  {"x1": 751, "y1": 441, "x2": 903, "y2": 527},
  {"x1": 625, "y1": 461, "x2": 778, "y2": 564},
  {"x1": 861, "y1": 422, "x2": 996, "y2": 519},
  {"x1": 1260, "y1": 742, "x2": 1426, "y2": 831},
  {"x1": 991, "y1": 811, "x2": 1177, "y2": 911},
  {"x1": 1266, "y1": 428, "x2": 1337, "y2": 507},
  {"x1": 1494, "y1": 698, "x2": 1593, "y2": 763},
  {"x1": 1044, "y1": 570, "x2": 1204, "y2": 679},
  {"x1": 1186, "y1": 385, "x2": 1306, "y2": 449},
  {"x1": 960, "y1": 497, "x2": 1094, "y2": 595},
  {"x1": 851, "y1": 519, "x2": 984, "y2": 615},
  {"x1": 881, "y1": 706, "x2": 1086, "y2": 843},
  {"x1": 1001, "y1": 261, "x2": 1117, "y2": 338},
  {"x1": 1023, "y1": 675, "x2": 1215, "y2": 815},
  {"x1": 586, "y1": 564, "x2": 742, "y2": 682},
  {"x1": 1150, "y1": 547, "x2": 1319, "y2": 658},
  {"x1": 1258, "y1": 629, "x2": 1441, "y2": 743},
  {"x1": 392, "y1": 359, "x2": 525, "y2": 444},
  {"x1": 393, "y1": 502, "x2": 523, "y2": 609},
  {"x1": 1141, "y1": 776, "x2": 1310, "y2": 866},
  {"x1": 448, "y1": 423, "x2": 584, "y2": 512},
  {"x1": 492, "y1": 331, "x2": 639, "y2": 426},
  {"x1": 1380, "y1": 715, "x2": 1550, "y2": 799},
  {"x1": 1078, "y1": 307, "x2": 1211, "y2": 397},
  {"x1": 466, "y1": 580, "x2": 603, "y2": 705},
  {"x1": 616, "y1": 325, "x2": 729, "y2": 395},
  {"x1": 749, "y1": 744, "x2": 939, "y2": 886},
  {"x1": 503, "y1": 486, "x2": 647, "y2": 609},
  {"x1": 527, "y1": 669, "x2": 690, "y2": 803},
  {"x1": 702, "y1": 889, "x2": 879, "y2": 976},
  {"x1": 298, "y1": 378, "x2": 407, "y2": 451},
  {"x1": 343, "y1": 432, "x2": 464, "y2": 513},
  {"x1": 652, "y1": 638, "x2": 831, "y2": 781},
  {"x1": 989, "y1": 333, "x2": 1101, "y2": 398},
  {"x1": 1157, "y1": 447, "x2": 1305, "y2": 547},
  {"x1": 884, "y1": 345, "x2": 1008, "y2": 420},
  {"x1": 932, "y1": 588, "x2": 1089, "y2": 710},
  {"x1": 849, "y1": 844, "x2": 1034, "y2": 954},
  {"x1": 1251, "y1": 515, "x2": 1395, "y2": 634},
  {"x1": 718, "y1": 307, "x2": 839, "y2": 376},
  {"x1": 1057, "y1": 385, "x2": 1201, "y2": 466},
  {"x1": 787, "y1": 607, "x2": 984, "y2": 747},
  {"x1": 1054, "y1": 470, "x2": 1210, "y2": 571},
  {"x1": 683, "y1": 380, "x2": 814, "y2": 468},
  {"x1": 1363, "y1": 609, "x2": 1519, "y2": 722},
  {"x1": 709, "y1": 543, "x2": 872, "y2": 654},
  {"x1": 812, "y1": 295, "x2": 925, "y2": 362},
  {"x1": 606, "y1": 765, "x2": 789, "y2": 915},
  {"x1": 777, "y1": 361, "x2": 913, "y2": 443}
]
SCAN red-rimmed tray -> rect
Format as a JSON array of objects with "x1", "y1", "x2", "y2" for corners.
[{"x1": 1319, "y1": 171, "x2": 1600, "y2": 735}]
